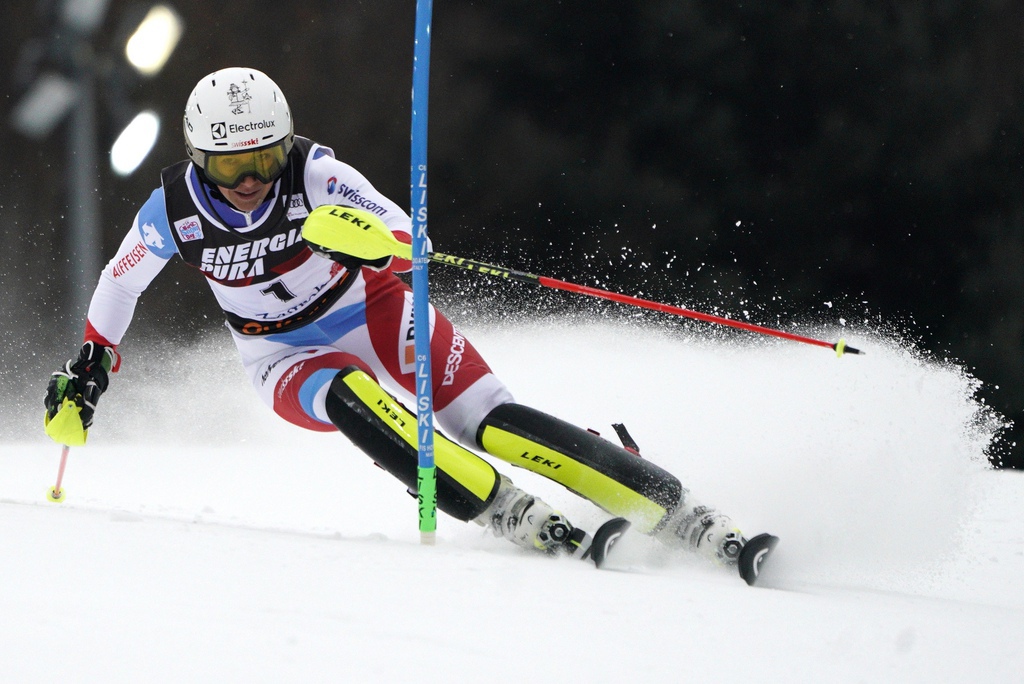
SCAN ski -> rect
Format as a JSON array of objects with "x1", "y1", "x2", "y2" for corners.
[
  {"x1": 578, "y1": 519, "x2": 779, "y2": 586},
  {"x1": 578, "y1": 517, "x2": 631, "y2": 568},
  {"x1": 737, "y1": 532, "x2": 780, "y2": 586}
]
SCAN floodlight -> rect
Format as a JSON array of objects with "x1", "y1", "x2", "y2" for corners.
[
  {"x1": 110, "y1": 110, "x2": 160, "y2": 176},
  {"x1": 61, "y1": 0, "x2": 112, "y2": 34},
  {"x1": 124, "y1": 5, "x2": 184, "y2": 77},
  {"x1": 10, "y1": 72, "x2": 79, "y2": 139}
]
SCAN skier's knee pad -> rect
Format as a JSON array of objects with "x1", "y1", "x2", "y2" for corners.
[
  {"x1": 476, "y1": 403, "x2": 683, "y2": 533},
  {"x1": 325, "y1": 366, "x2": 500, "y2": 521}
]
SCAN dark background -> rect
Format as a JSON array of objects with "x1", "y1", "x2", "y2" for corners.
[{"x1": 3, "y1": 1, "x2": 1022, "y2": 466}]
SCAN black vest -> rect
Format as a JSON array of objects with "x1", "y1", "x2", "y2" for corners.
[
  {"x1": 160, "y1": 136, "x2": 316, "y2": 287},
  {"x1": 159, "y1": 137, "x2": 353, "y2": 336}
]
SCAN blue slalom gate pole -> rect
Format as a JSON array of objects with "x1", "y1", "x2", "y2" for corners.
[{"x1": 411, "y1": 0, "x2": 437, "y2": 544}]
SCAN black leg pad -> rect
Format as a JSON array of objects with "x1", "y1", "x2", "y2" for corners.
[{"x1": 325, "y1": 366, "x2": 500, "y2": 522}]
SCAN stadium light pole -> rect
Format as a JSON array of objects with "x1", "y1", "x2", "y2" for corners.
[
  {"x1": 9, "y1": 2, "x2": 182, "y2": 338},
  {"x1": 68, "y1": 45, "x2": 102, "y2": 327}
]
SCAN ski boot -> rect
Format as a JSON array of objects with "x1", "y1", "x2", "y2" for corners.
[
  {"x1": 657, "y1": 495, "x2": 746, "y2": 565},
  {"x1": 657, "y1": 493, "x2": 780, "y2": 585},
  {"x1": 476, "y1": 476, "x2": 631, "y2": 567},
  {"x1": 476, "y1": 476, "x2": 588, "y2": 555}
]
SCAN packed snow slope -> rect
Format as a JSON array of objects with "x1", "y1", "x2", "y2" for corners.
[{"x1": 2, "y1": 319, "x2": 1021, "y2": 683}]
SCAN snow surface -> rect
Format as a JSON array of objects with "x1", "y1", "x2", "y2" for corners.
[{"x1": 2, "y1": 320, "x2": 1022, "y2": 683}]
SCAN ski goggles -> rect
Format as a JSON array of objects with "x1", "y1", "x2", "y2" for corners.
[{"x1": 203, "y1": 140, "x2": 289, "y2": 189}]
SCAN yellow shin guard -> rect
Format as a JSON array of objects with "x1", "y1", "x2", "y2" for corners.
[{"x1": 477, "y1": 404, "x2": 683, "y2": 534}]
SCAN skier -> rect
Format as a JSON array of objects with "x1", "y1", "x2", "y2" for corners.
[{"x1": 44, "y1": 67, "x2": 771, "y2": 578}]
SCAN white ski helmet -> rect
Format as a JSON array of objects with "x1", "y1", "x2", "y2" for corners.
[{"x1": 183, "y1": 67, "x2": 295, "y2": 188}]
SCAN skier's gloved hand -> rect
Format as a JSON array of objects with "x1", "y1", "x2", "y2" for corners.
[
  {"x1": 302, "y1": 205, "x2": 402, "y2": 272},
  {"x1": 44, "y1": 342, "x2": 119, "y2": 438},
  {"x1": 319, "y1": 250, "x2": 393, "y2": 273}
]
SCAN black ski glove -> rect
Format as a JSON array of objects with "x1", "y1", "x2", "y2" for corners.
[{"x1": 45, "y1": 341, "x2": 118, "y2": 430}]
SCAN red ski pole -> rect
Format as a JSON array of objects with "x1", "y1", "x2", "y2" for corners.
[
  {"x1": 427, "y1": 252, "x2": 862, "y2": 356},
  {"x1": 300, "y1": 209, "x2": 863, "y2": 356},
  {"x1": 47, "y1": 444, "x2": 70, "y2": 502}
]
